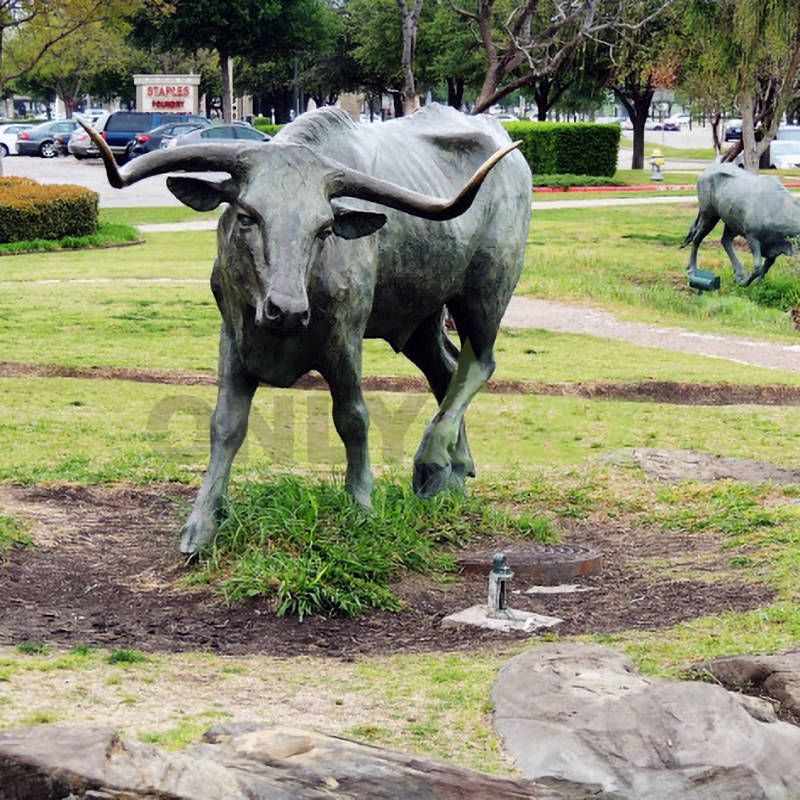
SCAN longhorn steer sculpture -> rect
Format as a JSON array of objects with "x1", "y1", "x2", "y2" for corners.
[
  {"x1": 81, "y1": 105, "x2": 532, "y2": 554},
  {"x1": 682, "y1": 162, "x2": 800, "y2": 286}
]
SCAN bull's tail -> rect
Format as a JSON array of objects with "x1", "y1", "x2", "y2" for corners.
[{"x1": 680, "y1": 212, "x2": 702, "y2": 249}]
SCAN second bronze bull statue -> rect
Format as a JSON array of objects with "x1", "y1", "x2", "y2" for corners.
[{"x1": 82, "y1": 105, "x2": 532, "y2": 554}]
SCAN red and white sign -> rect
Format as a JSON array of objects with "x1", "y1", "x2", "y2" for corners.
[{"x1": 134, "y1": 74, "x2": 200, "y2": 114}]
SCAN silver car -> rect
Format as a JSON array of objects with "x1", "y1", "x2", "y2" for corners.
[{"x1": 167, "y1": 123, "x2": 269, "y2": 148}]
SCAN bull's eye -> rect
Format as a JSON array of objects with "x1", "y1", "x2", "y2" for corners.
[
  {"x1": 317, "y1": 226, "x2": 333, "y2": 241},
  {"x1": 237, "y1": 213, "x2": 257, "y2": 228}
]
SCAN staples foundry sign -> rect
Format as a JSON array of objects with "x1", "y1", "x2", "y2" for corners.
[{"x1": 133, "y1": 74, "x2": 201, "y2": 114}]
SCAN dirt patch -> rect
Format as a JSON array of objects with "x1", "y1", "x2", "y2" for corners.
[
  {"x1": 0, "y1": 484, "x2": 772, "y2": 657},
  {"x1": 3, "y1": 361, "x2": 800, "y2": 406},
  {"x1": 605, "y1": 448, "x2": 800, "y2": 484}
]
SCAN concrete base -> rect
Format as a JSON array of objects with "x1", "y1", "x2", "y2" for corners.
[{"x1": 441, "y1": 605, "x2": 562, "y2": 633}]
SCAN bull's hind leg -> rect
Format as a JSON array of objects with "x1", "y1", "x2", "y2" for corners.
[
  {"x1": 412, "y1": 302, "x2": 499, "y2": 499},
  {"x1": 722, "y1": 224, "x2": 748, "y2": 284},
  {"x1": 402, "y1": 310, "x2": 474, "y2": 490},
  {"x1": 180, "y1": 328, "x2": 258, "y2": 554},
  {"x1": 685, "y1": 212, "x2": 719, "y2": 272}
]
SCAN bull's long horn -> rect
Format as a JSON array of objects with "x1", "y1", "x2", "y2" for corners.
[
  {"x1": 328, "y1": 141, "x2": 521, "y2": 221},
  {"x1": 76, "y1": 118, "x2": 259, "y2": 188}
]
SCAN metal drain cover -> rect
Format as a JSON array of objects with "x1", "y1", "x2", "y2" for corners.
[{"x1": 456, "y1": 543, "x2": 601, "y2": 585}]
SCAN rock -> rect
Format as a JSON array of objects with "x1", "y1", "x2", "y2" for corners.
[
  {"x1": 698, "y1": 650, "x2": 800, "y2": 721},
  {"x1": 0, "y1": 723, "x2": 564, "y2": 800},
  {"x1": 492, "y1": 643, "x2": 800, "y2": 800}
]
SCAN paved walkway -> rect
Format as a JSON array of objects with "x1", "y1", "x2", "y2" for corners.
[{"x1": 504, "y1": 297, "x2": 800, "y2": 374}]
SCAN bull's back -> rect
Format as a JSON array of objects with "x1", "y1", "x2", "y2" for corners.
[{"x1": 278, "y1": 106, "x2": 532, "y2": 345}]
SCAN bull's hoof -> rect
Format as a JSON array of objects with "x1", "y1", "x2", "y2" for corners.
[
  {"x1": 413, "y1": 461, "x2": 453, "y2": 498},
  {"x1": 179, "y1": 515, "x2": 218, "y2": 556}
]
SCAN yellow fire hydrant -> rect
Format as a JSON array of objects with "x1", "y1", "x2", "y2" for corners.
[{"x1": 650, "y1": 149, "x2": 665, "y2": 181}]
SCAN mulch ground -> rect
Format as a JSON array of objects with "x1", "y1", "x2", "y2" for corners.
[
  {"x1": 3, "y1": 360, "x2": 800, "y2": 406},
  {"x1": 0, "y1": 483, "x2": 773, "y2": 658}
]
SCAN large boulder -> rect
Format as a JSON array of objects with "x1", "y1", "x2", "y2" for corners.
[
  {"x1": 698, "y1": 650, "x2": 800, "y2": 721},
  {"x1": 493, "y1": 643, "x2": 800, "y2": 800},
  {"x1": 0, "y1": 722, "x2": 564, "y2": 800}
]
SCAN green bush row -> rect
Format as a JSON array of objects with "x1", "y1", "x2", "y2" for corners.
[
  {"x1": 0, "y1": 177, "x2": 98, "y2": 244},
  {"x1": 503, "y1": 121, "x2": 621, "y2": 177},
  {"x1": 533, "y1": 173, "x2": 626, "y2": 189},
  {"x1": 252, "y1": 115, "x2": 619, "y2": 179},
  {"x1": 252, "y1": 119, "x2": 284, "y2": 137}
]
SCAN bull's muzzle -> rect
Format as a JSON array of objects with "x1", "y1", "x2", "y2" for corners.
[{"x1": 256, "y1": 291, "x2": 311, "y2": 334}]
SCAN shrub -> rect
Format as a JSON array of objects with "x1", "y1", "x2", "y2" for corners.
[
  {"x1": 0, "y1": 177, "x2": 98, "y2": 244},
  {"x1": 533, "y1": 173, "x2": 626, "y2": 189},
  {"x1": 503, "y1": 121, "x2": 621, "y2": 177},
  {"x1": 252, "y1": 118, "x2": 284, "y2": 137}
]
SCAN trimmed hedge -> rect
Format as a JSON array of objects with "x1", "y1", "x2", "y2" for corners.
[
  {"x1": 252, "y1": 119, "x2": 284, "y2": 137},
  {"x1": 533, "y1": 173, "x2": 625, "y2": 189},
  {"x1": 0, "y1": 177, "x2": 98, "y2": 244},
  {"x1": 502, "y1": 121, "x2": 621, "y2": 177}
]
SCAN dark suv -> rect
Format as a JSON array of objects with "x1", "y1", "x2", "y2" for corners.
[{"x1": 98, "y1": 111, "x2": 208, "y2": 161}]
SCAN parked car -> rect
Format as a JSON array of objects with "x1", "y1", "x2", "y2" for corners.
[
  {"x1": 68, "y1": 112, "x2": 115, "y2": 159},
  {"x1": 167, "y1": 124, "x2": 269, "y2": 148},
  {"x1": 0, "y1": 122, "x2": 33, "y2": 156},
  {"x1": 98, "y1": 110, "x2": 208, "y2": 161},
  {"x1": 16, "y1": 119, "x2": 78, "y2": 158},
  {"x1": 128, "y1": 119, "x2": 212, "y2": 158},
  {"x1": 768, "y1": 140, "x2": 800, "y2": 169},
  {"x1": 724, "y1": 119, "x2": 742, "y2": 141},
  {"x1": 53, "y1": 130, "x2": 73, "y2": 156}
]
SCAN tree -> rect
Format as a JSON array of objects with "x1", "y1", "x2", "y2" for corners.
[
  {"x1": 134, "y1": 0, "x2": 331, "y2": 122},
  {"x1": 9, "y1": 14, "x2": 136, "y2": 117},
  {"x1": 451, "y1": 0, "x2": 673, "y2": 114},
  {"x1": 1, "y1": 0, "x2": 141, "y2": 115},
  {"x1": 396, "y1": 0, "x2": 424, "y2": 115},
  {"x1": 682, "y1": 0, "x2": 800, "y2": 172},
  {"x1": 607, "y1": 4, "x2": 679, "y2": 169}
]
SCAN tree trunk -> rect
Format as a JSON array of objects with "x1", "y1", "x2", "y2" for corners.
[
  {"x1": 614, "y1": 87, "x2": 654, "y2": 170},
  {"x1": 396, "y1": 0, "x2": 424, "y2": 116},
  {"x1": 446, "y1": 77, "x2": 464, "y2": 109},
  {"x1": 739, "y1": 89, "x2": 759, "y2": 173},
  {"x1": 220, "y1": 49, "x2": 234, "y2": 123}
]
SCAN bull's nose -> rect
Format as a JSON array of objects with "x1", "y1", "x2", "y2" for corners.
[{"x1": 259, "y1": 293, "x2": 310, "y2": 332}]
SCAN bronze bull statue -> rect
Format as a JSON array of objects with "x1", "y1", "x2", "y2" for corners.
[{"x1": 81, "y1": 105, "x2": 532, "y2": 554}]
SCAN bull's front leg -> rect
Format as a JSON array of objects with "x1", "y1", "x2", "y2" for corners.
[
  {"x1": 320, "y1": 342, "x2": 374, "y2": 510},
  {"x1": 180, "y1": 328, "x2": 258, "y2": 555}
]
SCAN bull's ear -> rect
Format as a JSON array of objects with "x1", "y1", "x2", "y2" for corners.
[
  {"x1": 331, "y1": 205, "x2": 387, "y2": 240},
  {"x1": 167, "y1": 176, "x2": 238, "y2": 211}
]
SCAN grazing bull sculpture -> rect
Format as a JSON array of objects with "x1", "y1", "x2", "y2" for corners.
[
  {"x1": 682, "y1": 162, "x2": 800, "y2": 286},
  {"x1": 81, "y1": 105, "x2": 532, "y2": 554}
]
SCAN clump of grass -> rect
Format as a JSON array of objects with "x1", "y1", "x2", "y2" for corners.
[
  {"x1": 16, "y1": 641, "x2": 49, "y2": 655},
  {"x1": 107, "y1": 649, "x2": 148, "y2": 665},
  {"x1": 0, "y1": 513, "x2": 32, "y2": 550},
  {"x1": 197, "y1": 475, "x2": 555, "y2": 619}
]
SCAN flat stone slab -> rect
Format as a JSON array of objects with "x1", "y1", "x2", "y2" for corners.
[
  {"x1": 493, "y1": 643, "x2": 800, "y2": 800},
  {"x1": 604, "y1": 447, "x2": 800, "y2": 484},
  {"x1": 0, "y1": 723, "x2": 566, "y2": 799},
  {"x1": 442, "y1": 604, "x2": 563, "y2": 632},
  {"x1": 521, "y1": 584, "x2": 597, "y2": 595},
  {"x1": 457, "y1": 543, "x2": 602, "y2": 585},
  {"x1": 697, "y1": 650, "x2": 800, "y2": 721}
]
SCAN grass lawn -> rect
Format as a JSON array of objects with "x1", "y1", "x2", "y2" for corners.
[{"x1": 2, "y1": 208, "x2": 800, "y2": 773}]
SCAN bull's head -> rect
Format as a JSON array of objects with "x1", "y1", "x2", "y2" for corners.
[{"x1": 79, "y1": 119, "x2": 519, "y2": 335}]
